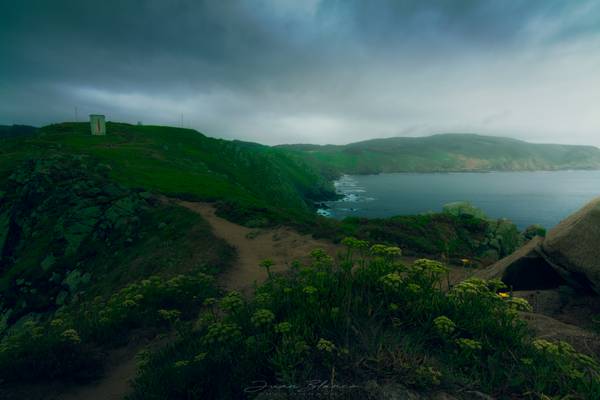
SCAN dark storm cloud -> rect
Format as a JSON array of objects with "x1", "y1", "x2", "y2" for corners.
[{"x1": 1, "y1": 0, "x2": 600, "y2": 145}]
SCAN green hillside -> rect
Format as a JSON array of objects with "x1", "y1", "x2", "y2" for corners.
[
  {"x1": 1, "y1": 123, "x2": 598, "y2": 400},
  {"x1": 0, "y1": 121, "x2": 334, "y2": 388},
  {"x1": 278, "y1": 133, "x2": 600, "y2": 176},
  {"x1": 0, "y1": 122, "x2": 335, "y2": 225}
]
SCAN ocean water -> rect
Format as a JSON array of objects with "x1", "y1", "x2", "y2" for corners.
[{"x1": 320, "y1": 171, "x2": 600, "y2": 229}]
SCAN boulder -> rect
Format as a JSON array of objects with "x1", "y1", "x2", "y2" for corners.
[
  {"x1": 477, "y1": 237, "x2": 565, "y2": 290},
  {"x1": 480, "y1": 198, "x2": 600, "y2": 294},
  {"x1": 542, "y1": 197, "x2": 600, "y2": 293}
]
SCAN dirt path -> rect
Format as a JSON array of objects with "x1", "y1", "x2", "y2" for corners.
[
  {"x1": 48, "y1": 201, "x2": 471, "y2": 400},
  {"x1": 58, "y1": 345, "x2": 140, "y2": 400},
  {"x1": 177, "y1": 201, "x2": 341, "y2": 293}
]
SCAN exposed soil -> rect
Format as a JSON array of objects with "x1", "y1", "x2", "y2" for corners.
[
  {"x1": 177, "y1": 200, "x2": 473, "y2": 292},
  {"x1": 57, "y1": 344, "x2": 141, "y2": 400},
  {"x1": 177, "y1": 200, "x2": 342, "y2": 293},
  {"x1": 25, "y1": 201, "x2": 344, "y2": 400}
]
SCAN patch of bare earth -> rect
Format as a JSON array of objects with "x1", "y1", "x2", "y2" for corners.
[
  {"x1": 177, "y1": 200, "x2": 342, "y2": 293},
  {"x1": 57, "y1": 344, "x2": 141, "y2": 400}
]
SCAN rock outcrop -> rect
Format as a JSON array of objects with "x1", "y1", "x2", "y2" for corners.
[
  {"x1": 0, "y1": 155, "x2": 156, "y2": 324},
  {"x1": 542, "y1": 198, "x2": 600, "y2": 293},
  {"x1": 482, "y1": 197, "x2": 600, "y2": 294}
]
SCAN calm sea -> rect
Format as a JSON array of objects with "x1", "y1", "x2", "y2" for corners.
[{"x1": 320, "y1": 171, "x2": 600, "y2": 229}]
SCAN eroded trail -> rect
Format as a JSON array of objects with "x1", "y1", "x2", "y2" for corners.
[
  {"x1": 58, "y1": 345, "x2": 140, "y2": 400},
  {"x1": 51, "y1": 202, "x2": 340, "y2": 400},
  {"x1": 177, "y1": 201, "x2": 341, "y2": 293},
  {"x1": 50, "y1": 201, "x2": 471, "y2": 400}
]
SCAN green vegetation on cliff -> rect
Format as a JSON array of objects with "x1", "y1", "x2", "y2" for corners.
[
  {"x1": 278, "y1": 134, "x2": 600, "y2": 176},
  {"x1": 0, "y1": 155, "x2": 234, "y2": 384},
  {"x1": 0, "y1": 122, "x2": 335, "y2": 226}
]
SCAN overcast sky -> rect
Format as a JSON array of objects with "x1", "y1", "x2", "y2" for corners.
[{"x1": 1, "y1": 1, "x2": 599, "y2": 146}]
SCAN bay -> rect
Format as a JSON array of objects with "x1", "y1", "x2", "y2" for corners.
[{"x1": 321, "y1": 171, "x2": 600, "y2": 229}]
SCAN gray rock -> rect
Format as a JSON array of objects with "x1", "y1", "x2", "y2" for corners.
[
  {"x1": 542, "y1": 197, "x2": 600, "y2": 293},
  {"x1": 479, "y1": 197, "x2": 600, "y2": 294}
]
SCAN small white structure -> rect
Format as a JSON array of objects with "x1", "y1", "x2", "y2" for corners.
[{"x1": 90, "y1": 114, "x2": 106, "y2": 135}]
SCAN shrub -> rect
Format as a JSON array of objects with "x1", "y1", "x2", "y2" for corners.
[
  {"x1": 78, "y1": 272, "x2": 217, "y2": 342},
  {"x1": 0, "y1": 319, "x2": 101, "y2": 383},
  {"x1": 130, "y1": 240, "x2": 600, "y2": 399}
]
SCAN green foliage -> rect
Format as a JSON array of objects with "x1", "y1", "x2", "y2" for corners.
[
  {"x1": 0, "y1": 270, "x2": 219, "y2": 383},
  {"x1": 130, "y1": 241, "x2": 600, "y2": 399},
  {"x1": 442, "y1": 201, "x2": 487, "y2": 220},
  {"x1": 0, "y1": 155, "x2": 233, "y2": 326},
  {"x1": 77, "y1": 272, "x2": 218, "y2": 343},
  {"x1": 1, "y1": 122, "x2": 336, "y2": 227},
  {"x1": 0, "y1": 155, "x2": 235, "y2": 384},
  {"x1": 523, "y1": 224, "x2": 547, "y2": 240},
  {"x1": 0, "y1": 319, "x2": 101, "y2": 383},
  {"x1": 314, "y1": 212, "x2": 519, "y2": 263}
]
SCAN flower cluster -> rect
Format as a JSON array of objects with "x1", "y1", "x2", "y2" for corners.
[
  {"x1": 433, "y1": 316, "x2": 456, "y2": 337},
  {"x1": 407, "y1": 283, "x2": 422, "y2": 295},
  {"x1": 310, "y1": 248, "x2": 333, "y2": 267},
  {"x1": 316, "y1": 338, "x2": 336, "y2": 353},
  {"x1": 369, "y1": 244, "x2": 387, "y2": 255},
  {"x1": 61, "y1": 329, "x2": 81, "y2": 344},
  {"x1": 449, "y1": 278, "x2": 490, "y2": 301},
  {"x1": 220, "y1": 291, "x2": 244, "y2": 313},
  {"x1": 506, "y1": 297, "x2": 532, "y2": 312},
  {"x1": 455, "y1": 338, "x2": 482, "y2": 352},
  {"x1": 157, "y1": 309, "x2": 181, "y2": 323},
  {"x1": 380, "y1": 272, "x2": 403, "y2": 291},
  {"x1": 251, "y1": 309, "x2": 275, "y2": 328},
  {"x1": 302, "y1": 285, "x2": 318, "y2": 295},
  {"x1": 411, "y1": 259, "x2": 447, "y2": 276},
  {"x1": 274, "y1": 322, "x2": 292, "y2": 334},
  {"x1": 341, "y1": 237, "x2": 369, "y2": 250},
  {"x1": 254, "y1": 292, "x2": 272, "y2": 308},
  {"x1": 203, "y1": 322, "x2": 243, "y2": 346}
]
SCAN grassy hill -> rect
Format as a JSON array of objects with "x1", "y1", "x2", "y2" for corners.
[
  {"x1": 0, "y1": 122, "x2": 335, "y2": 226},
  {"x1": 278, "y1": 133, "x2": 600, "y2": 176}
]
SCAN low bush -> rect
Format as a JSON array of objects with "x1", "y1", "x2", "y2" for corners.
[
  {"x1": 130, "y1": 240, "x2": 600, "y2": 399},
  {"x1": 0, "y1": 271, "x2": 218, "y2": 383},
  {"x1": 76, "y1": 272, "x2": 217, "y2": 343},
  {"x1": 0, "y1": 319, "x2": 101, "y2": 383}
]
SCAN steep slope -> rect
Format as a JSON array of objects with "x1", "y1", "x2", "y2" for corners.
[
  {"x1": 278, "y1": 133, "x2": 600, "y2": 176},
  {"x1": 0, "y1": 122, "x2": 335, "y2": 226}
]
